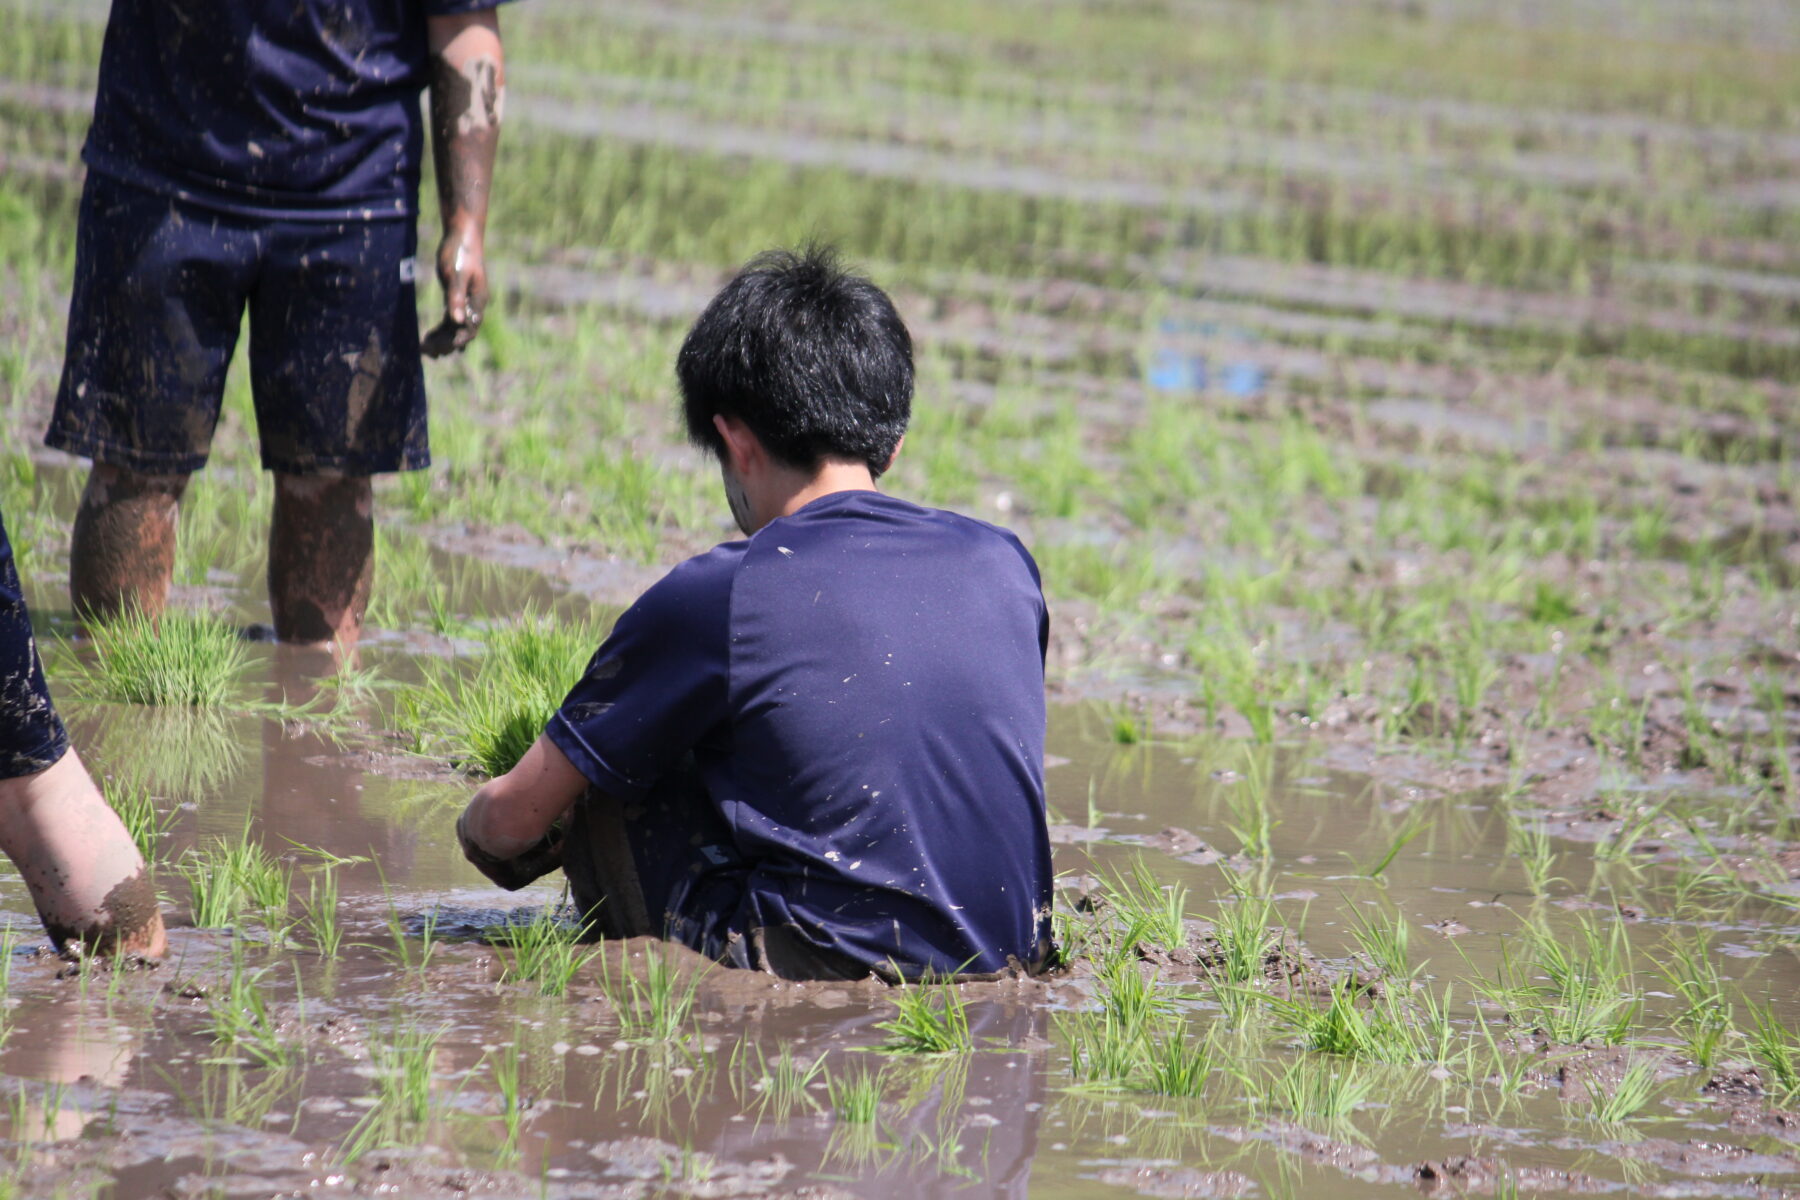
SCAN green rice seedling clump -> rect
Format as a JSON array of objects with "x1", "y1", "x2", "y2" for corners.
[
  {"x1": 404, "y1": 612, "x2": 601, "y2": 777},
  {"x1": 69, "y1": 609, "x2": 249, "y2": 707},
  {"x1": 877, "y1": 976, "x2": 973, "y2": 1054}
]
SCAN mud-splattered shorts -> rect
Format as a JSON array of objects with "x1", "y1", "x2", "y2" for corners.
[
  {"x1": 46, "y1": 171, "x2": 429, "y2": 476},
  {"x1": 0, "y1": 506, "x2": 69, "y2": 780},
  {"x1": 562, "y1": 763, "x2": 870, "y2": 981}
]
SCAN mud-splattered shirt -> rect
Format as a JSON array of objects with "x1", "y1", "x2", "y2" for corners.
[
  {"x1": 548, "y1": 490, "x2": 1054, "y2": 978},
  {"x1": 83, "y1": 0, "x2": 513, "y2": 221}
]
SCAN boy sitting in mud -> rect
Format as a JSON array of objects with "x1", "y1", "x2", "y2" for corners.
[{"x1": 456, "y1": 246, "x2": 1054, "y2": 980}]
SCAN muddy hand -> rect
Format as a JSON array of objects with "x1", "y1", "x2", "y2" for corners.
[
  {"x1": 422, "y1": 228, "x2": 488, "y2": 357},
  {"x1": 457, "y1": 806, "x2": 563, "y2": 890}
]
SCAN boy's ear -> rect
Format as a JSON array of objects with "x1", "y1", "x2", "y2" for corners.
[
  {"x1": 881, "y1": 435, "x2": 905, "y2": 475},
  {"x1": 712, "y1": 414, "x2": 760, "y2": 475}
]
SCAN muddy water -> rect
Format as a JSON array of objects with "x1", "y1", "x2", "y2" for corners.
[{"x1": 0, "y1": 622, "x2": 1795, "y2": 1197}]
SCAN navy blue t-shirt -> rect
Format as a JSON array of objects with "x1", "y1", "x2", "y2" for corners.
[
  {"x1": 546, "y1": 490, "x2": 1055, "y2": 978},
  {"x1": 83, "y1": 0, "x2": 510, "y2": 221}
]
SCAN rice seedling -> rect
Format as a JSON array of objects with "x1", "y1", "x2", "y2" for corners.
[
  {"x1": 745, "y1": 1045, "x2": 827, "y2": 1122},
  {"x1": 377, "y1": 899, "x2": 443, "y2": 977},
  {"x1": 1096, "y1": 857, "x2": 1188, "y2": 955},
  {"x1": 1505, "y1": 813, "x2": 1562, "y2": 896},
  {"x1": 1140, "y1": 1025, "x2": 1217, "y2": 1099},
  {"x1": 1356, "y1": 806, "x2": 1432, "y2": 881},
  {"x1": 402, "y1": 612, "x2": 602, "y2": 777},
  {"x1": 482, "y1": 1033, "x2": 529, "y2": 1161},
  {"x1": 600, "y1": 944, "x2": 704, "y2": 1044},
  {"x1": 1653, "y1": 931, "x2": 1734, "y2": 1069},
  {"x1": 1586, "y1": 1055, "x2": 1662, "y2": 1124},
  {"x1": 1207, "y1": 867, "x2": 1279, "y2": 988},
  {"x1": 828, "y1": 1066, "x2": 884, "y2": 1123},
  {"x1": 1748, "y1": 1004, "x2": 1800, "y2": 1106},
  {"x1": 1062, "y1": 958, "x2": 1178, "y2": 1088},
  {"x1": 299, "y1": 868, "x2": 343, "y2": 958},
  {"x1": 177, "y1": 832, "x2": 291, "y2": 934},
  {"x1": 1485, "y1": 915, "x2": 1640, "y2": 1046},
  {"x1": 64, "y1": 609, "x2": 249, "y2": 707},
  {"x1": 877, "y1": 975, "x2": 973, "y2": 1055},
  {"x1": 488, "y1": 906, "x2": 602, "y2": 997},
  {"x1": 103, "y1": 779, "x2": 174, "y2": 864},
  {"x1": 1347, "y1": 904, "x2": 1418, "y2": 980},
  {"x1": 1222, "y1": 749, "x2": 1278, "y2": 859}
]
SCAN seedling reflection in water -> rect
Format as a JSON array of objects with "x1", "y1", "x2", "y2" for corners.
[{"x1": 341, "y1": 1021, "x2": 448, "y2": 1161}]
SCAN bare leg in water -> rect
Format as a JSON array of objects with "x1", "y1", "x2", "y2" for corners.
[
  {"x1": 69, "y1": 464, "x2": 188, "y2": 624},
  {"x1": 0, "y1": 750, "x2": 166, "y2": 957},
  {"x1": 269, "y1": 471, "x2": 373, "y2": 651},
  {"x1": 71, "y1": 464, "x2": 372, "y2": 651}
]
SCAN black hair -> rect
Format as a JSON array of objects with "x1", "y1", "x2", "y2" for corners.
[{"x1": 678, "y1": 244, "x2": 912, "y2": 478}]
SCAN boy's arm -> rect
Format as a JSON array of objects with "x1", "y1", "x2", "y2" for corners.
[
  {"x1": 457, "y1": 734, "x2": 586, "y2": 889},
  {"x1": 422, "y1": 9, "x2": 505, "y2": 358}
]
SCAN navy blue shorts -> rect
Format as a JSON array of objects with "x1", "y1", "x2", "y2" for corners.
[
  {"x1": 0, "y1": 506, "x2": 70, "y2": 780},
  {"x1": 46, "y1": 171, "x2": 429, "y2": 476}
]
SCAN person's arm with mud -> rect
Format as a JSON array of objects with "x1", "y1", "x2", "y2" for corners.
[
  {"x1": 457, "y1": 734, "x2": 584, "y2": 889},
  {"x1": 423, "y1": 10, "x2": 505, "y2": 358}
]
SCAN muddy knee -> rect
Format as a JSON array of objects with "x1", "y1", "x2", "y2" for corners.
[
  {"x1": 269, "y1": 470, "x2": 374, "y2": 647},
  {"x1": 70, "y1": 464, "x2": 191, "y2": 622}
]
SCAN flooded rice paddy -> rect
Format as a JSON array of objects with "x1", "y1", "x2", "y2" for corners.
[
  {"x1": 3, "y1": 0, "x2": 1800, "y2": 1194},
  {"x1": 0, "y1": 525, "x2": 1792, "y2": 1199}
]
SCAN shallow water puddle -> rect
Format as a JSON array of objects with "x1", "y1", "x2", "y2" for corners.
[{"x1": 0, "y1": 656, "x2": 1792, "y2": 1197}]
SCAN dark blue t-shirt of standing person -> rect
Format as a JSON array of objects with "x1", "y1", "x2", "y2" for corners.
[
  {"x1": 545, "y1": 490, "x2": 1056, "y2": 979},
  {"x1": 82, "y1": 0, "x2": 511, "y2": 221}
]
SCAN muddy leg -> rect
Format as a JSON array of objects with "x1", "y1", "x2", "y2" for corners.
[
  {"x1": 69, "y1": 465, "x2": 189, "y2": 624},
  {"x1": 0, "y1": 749, "x2": 166, "y2": 957},
  {"x1": 268, "y1": 471, "x2": 373, "y2": 650}
]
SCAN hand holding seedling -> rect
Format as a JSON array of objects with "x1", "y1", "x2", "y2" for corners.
[{"x1": 422, "y1": 9, "x2": 504, "y2": 359}]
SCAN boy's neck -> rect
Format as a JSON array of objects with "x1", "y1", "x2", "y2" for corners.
[{"x1": 772, "y1": 459, "x2": 877, "y2": 523}]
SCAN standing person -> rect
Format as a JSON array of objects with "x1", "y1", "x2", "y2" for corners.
[
  {"x1": 457, "y1": 247, "x2": 1056, "y2": 981},
  {"x1": 0, "y1": 507, "x2": 165, "y2": 957},
  {"x1": 46, "y1": 0, "x2": 512, "y2": 650}
]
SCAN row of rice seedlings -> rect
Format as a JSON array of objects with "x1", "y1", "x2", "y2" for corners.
[
  {"x1": 400, "y1": 612, "x2": 602, "y2": 777},
  {"x1": 63, "y1": 609, "x2": 248, "y2": 708},
  {"x1": 489, "y1": 906, "x2": 602, "y2": 998}
]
